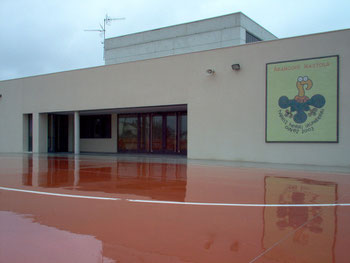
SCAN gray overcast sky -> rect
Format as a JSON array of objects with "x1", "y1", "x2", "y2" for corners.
[{"x1": 1, "y1": 0, "x2": 349, "y2": 81}]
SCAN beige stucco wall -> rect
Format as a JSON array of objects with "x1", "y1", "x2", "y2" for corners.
[
  {"x1": 0, "y1": 29, "x2": 349, "y2": 167},
  {"x1": 0, "y1": 81, "x2": 23, "y2": 153}
]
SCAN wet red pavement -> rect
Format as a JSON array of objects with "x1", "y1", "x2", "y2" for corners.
[{"x1": 0, "y1": 154, "x2": 350, "y2": 262}]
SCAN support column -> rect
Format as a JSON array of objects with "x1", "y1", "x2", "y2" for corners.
[
  {"x1": 32, "y1": 113, "x2": 48, "y2": 153},
  {"x1": 39, "y1": 114, "x2": 48, "y2": 153},
  {"x1": 74, "y1": 111, "x2": 80, "y2": 154}
]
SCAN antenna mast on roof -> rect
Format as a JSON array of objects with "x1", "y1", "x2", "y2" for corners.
[{"x1": 85, "y1": 14, "x2": 125, "y2": 58}]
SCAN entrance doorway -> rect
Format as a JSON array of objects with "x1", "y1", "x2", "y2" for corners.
[
  {"x1": 28, "y1": 114, "x2": 33, "y2": 152},
  {"x1": 48, "y1": 114, "x2": 69, "y2": 152},
  {"x1": 118, "y1": 111, "x2": 187, "y2": 154}
]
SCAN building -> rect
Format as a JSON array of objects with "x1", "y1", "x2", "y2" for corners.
[
  {"x1": 0, "y1": 13, "x2": 349, "y2": 167},
  {"x1": 104, "y1": 13, "x2": 277, "y2": 65}
]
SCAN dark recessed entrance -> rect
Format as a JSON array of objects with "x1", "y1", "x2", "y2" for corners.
[
  {"x1": 28, "y1": 114, "x2": 33, "y2": 152},
  {"x1": 118, "y1": 111, "x2": 187, "y2": 154},
  {"x1": 48, "y1": 114, "x2": 69, "y2": 152}
]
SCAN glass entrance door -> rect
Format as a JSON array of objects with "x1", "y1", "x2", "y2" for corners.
[
  {"x1": 118, "y1": 111, "x2": 187, "y2": 154},
  {"x1": 166, "y1": 114, "x2": 177, "y2": 152},
  {"x1": 178, "y1": 113, "x2": 187, "y2": 154},
  {"x1": 139, "y1": 114, "x2": 150, "y2": 152},
  {"x1": 47, "y1": 114, "x2": 69, "y2": 152},
  {"x1": 151, "y1": 114, "x2": 163, "y2": 152},
  {"x1": 118, "y1": 115, "x2": 138, "y2": 152}
]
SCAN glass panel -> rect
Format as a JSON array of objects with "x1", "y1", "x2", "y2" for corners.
[
  {"x1": 140, "y1": 114, "x2": 150, "y2": 152},
  {"x1": 117, "y1": 111, "x2": 186, "y2": 154},
  {"x1": 179, "y1": 114, "x2": 187, "y2": 152},
  {"x1": 118, "y1": 116, "x2": 138, "y2": 151},
  {"x1": 80, "y1": 115, "x2": 111, "y2": 138},
  {"x1": 152, "y1": 115, "x2": 163, "y2": 151},
  {"x1": 166, "y1": 114, "x2": 176, "y2": 152},
  {"x1": 93, "y1": 115, "x2": 111, "y2": 138}
]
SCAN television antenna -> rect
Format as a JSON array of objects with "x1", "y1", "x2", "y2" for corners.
[{"x1": 85, "y1": 14, "x2": 125, "y2": 57}]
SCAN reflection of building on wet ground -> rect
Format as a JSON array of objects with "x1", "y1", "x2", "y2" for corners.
[
  {"x1": 21, "y1": 156, "x2": 187, "y2": 201},
  {"x1": 0, "y1": 12, "x2": 349, "y2": 168},
  {"x1": 1, "y1": 154, "x2": 349, "y2": 262},
  {"x1": 263, "y1": 176, "x2": 337, "y2": 262}
]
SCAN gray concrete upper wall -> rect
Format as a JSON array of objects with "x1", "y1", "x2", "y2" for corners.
[
  {"x1": 238, "y1": 13, "x2": 277, "y2": 41},
  {"x1": 104, "y1": 12, "x2": 277, "y2": 65},
  {"x1": 105, "y1": 27, "x2": 245, "y2": 64}
]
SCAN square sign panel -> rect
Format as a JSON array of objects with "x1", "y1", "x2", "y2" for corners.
[{"x1": 266, "y1": 56, "x2": 339, "y2": 142}]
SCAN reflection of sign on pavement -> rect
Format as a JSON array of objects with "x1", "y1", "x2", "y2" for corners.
[
  {"x1": 263, "y1": 176, "x2": 337, "y2": 263},
  {"x1": 266, "y1": 56, "x2": 339, "y2": 142}
]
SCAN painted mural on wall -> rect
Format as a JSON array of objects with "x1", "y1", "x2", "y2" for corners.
[{"x1": 266, "y1": 56, "x2": 338, "y2": 142}]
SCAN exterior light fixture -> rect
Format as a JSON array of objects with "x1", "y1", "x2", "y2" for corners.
[
  {"x1": 206, "y1": 69, "x2": 215, "y2": 75},
  {"x1": 231, "y1": 64, "x2": 240, "y2": 71},
  {"x1": 0, "y1": 94, "x2": 2, "y2": 98}
]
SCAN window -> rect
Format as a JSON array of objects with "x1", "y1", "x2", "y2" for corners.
[
  {"x1": 118, "y1": 115, "x2": 138, "y2": 151},
  {"x1": 246, "y1": 31, "x2": 261, "y2": 43},
  {"x1": 178, "y1": 113, "x2": 187, "y2": 153},
  {"x1": 80, "y1": 115, "x2": 111, "y2": 138},
  {"x1": 117, "y1": 111, "x2": 187, "y2": 154}
]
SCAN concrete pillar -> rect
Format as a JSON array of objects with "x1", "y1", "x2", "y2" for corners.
[
  {"x1": 74, "y1": 111, "x2": 80, "y2": 154},
  {"x1": 32, "y1": 113, "x2": 48, "y2": 153},
  {"x1": 39, "y1": 114, "x2": 48, "y2": 153}
]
